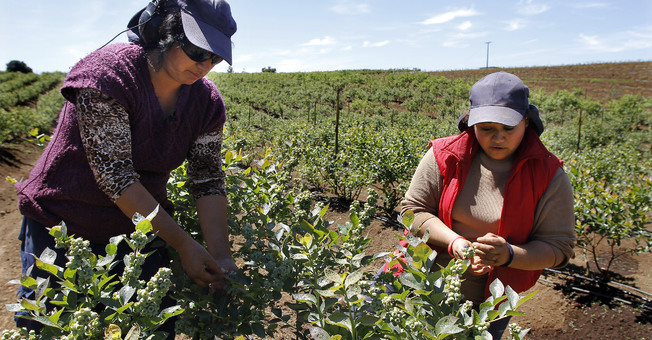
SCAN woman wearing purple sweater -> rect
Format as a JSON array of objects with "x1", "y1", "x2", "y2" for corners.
[{"x1": 14, "y1": 0, "x2": 237, "y2": 334}]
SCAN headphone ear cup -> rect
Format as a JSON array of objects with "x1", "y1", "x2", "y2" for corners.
[{"x1": 138, "y1": 1, "x2": 164, "y2": 47}]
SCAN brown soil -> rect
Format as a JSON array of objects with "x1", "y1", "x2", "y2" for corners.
[
  {"x1": 430, "y1": 61, "x2": 652, "y2": 103},
  {"x1": 1, "y1": 141, "x2": 651, "y2": 339}
]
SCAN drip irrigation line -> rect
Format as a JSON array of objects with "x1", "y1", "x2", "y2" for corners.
[
  {"x1": 540, "y1": 269, "x2": 652, "y2": 310},
  {"x1": 537, "y1": 278, "x2": 652, "y2": 311},
  {"x1": 544, "y1": 268, "x2": 652, "y2": 303}
]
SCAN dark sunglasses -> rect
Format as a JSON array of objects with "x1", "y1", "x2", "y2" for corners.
[{"x1": 179, "y1": 37, "x2": 223, "y2": 65}]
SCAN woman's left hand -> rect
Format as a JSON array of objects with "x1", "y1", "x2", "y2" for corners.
[
  {"x1": 472, "y1": 233, "x2": 511, "y2": 267},
  {"x1": 209, "y1": 256, "x2": 238, "y2": 293}
]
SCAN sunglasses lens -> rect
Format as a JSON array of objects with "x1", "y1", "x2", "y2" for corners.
[{"x1": 181, "y1": 38, "x2": 222, "y2": 65}]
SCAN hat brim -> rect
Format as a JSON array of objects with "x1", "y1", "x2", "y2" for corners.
[
  {"x1": 181, "y1": 9, "x2": 232, "y2": 65},
  {"x1": 468, "y1": 106, "x2": 525, "y2": 127}
]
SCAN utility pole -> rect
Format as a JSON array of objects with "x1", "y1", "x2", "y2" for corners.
[{"x1": 485, "y1": 41, "x2": 491, "y2": 68}]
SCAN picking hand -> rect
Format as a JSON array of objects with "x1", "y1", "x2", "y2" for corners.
[
  {"x1": 472, "y1": 233, "x2": 511, "y2": 267},
  {"x1": 178, "y1": 238, "x2": 223, "y2": 288}
]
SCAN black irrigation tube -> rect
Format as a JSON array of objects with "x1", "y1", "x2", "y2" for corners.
[
  {"x1": 541, "y1": 268, "x2": 652, "y2": 311},
  {"x1": 535, "y1": 278, "x2": 652, "y2": 311}
]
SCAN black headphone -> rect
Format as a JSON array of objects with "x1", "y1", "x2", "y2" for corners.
[
  {"x1": 138, "y1": 0, "x2": 166, "y2": 47},
  {"x1": 98, "y1": 0, "x2": 166, "y2": 50}
]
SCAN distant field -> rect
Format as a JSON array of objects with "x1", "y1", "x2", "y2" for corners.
[{"x1": 429, "y1": 61, "x2": 652, "y2": 102}]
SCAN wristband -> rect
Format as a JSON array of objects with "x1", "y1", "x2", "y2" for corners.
[
  {"x1": 501, "y1": 243, "x2": 514, "y2": 267},
  {"x1": 448, "y1": 236, "x2": 467, "y2": 258}
]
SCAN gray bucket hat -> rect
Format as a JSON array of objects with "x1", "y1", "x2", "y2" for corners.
[{"x1": 128, "y1": 0, "x2": 237, "y2": 65}]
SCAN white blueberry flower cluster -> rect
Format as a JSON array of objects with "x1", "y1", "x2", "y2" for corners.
[
  {"x1": 403, "y1": 316, "x2": 421, "y2": 335},
  {"x1": 384, "y1": 306, "x2": 414, "y2": 337},
  {"x1": 129, "y1": 229, "x2": 150, "y2": 249},
  {"x1": 460, "y1": 300, "x2": 474, "y2": 314},
  {"x1": 473, "y1": 320, "x2": 490, "y2": 336},
  {"x1": 348, "y1": 188, "x2": 378, "y2": 228},
  {"x1": 66, "y1": 238, "x2": 94, "y2": 287},
  {"x1": 509, "y1": 323, "x2": 524, "y2": 338},
  {"x1": 360, "y1": 280, "x2": 385, "y2": 312},
  {"x1": 462, "y1": 245, "x2": 475, "y2": 259},
  {"x1": 293, "y1": 190, "x2": 313, "y2": 224},
  {"x1": 444, "y1": 262, "x2": 464, "y2": 305},
  {"x1": 133, "y1": 268, "x2": 172, "y2": 318},
  {"x1": 0, "y1": 329, "x2": 36, "y2": 340},
  {"x1": 241, "y1": 223, "x2": 256, "y2": 248},
  {"x1": 121, "y1": 252, "x2": 146, "y2": 286},
  {"x1": 68, "y1": 307, "x2": 102, "y2": 339}
]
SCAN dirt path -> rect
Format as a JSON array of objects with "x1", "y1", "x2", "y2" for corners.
[
  {"x1": 0, "y1": 142, "x2": 42, "y2": 331},
  {"x1": 0, "y1": 141, "x2": 650, "y2": 339}
]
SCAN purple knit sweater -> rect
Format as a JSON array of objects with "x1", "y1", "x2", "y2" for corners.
[{"x1": 15, "y1": 43, "x2": 226, "y2": 242}]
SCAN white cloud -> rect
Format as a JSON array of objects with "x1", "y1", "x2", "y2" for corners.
[
  {"x1": 301, "y1": 36, "x2": 337, "y2": 46},
  {"x1": 420, "y1": 8, "x2": 479, "y2": 25},
  {"x1": 518, "y1": 0, "x2": 550, "y2": 15},
  {"x1": 363, "y1": 40, "x2": 390, "y2": 47},
  {"x1": 442, "y1": 32, "x2": 488, "y2": 48},
  {"x1": 457, "y1": 21, "x2": 473, "y2": 31},
  {"x1": 571, "y1": 2, "x2": 608, "y2": 9},
  {"x1": 505, "y1": 19, "x2": 524, "y2": 31},
  {"x1": 578, "y1": 34, "x2": 601, "y2": 47},
  {"x1": 577, "y1": 28, "x2": 652, "y2": 53},
  {"x1": 330, "y1": 0, "x2": 370, "y2": 15}
]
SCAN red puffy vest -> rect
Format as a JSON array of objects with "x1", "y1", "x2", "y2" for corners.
[{"x1": 389, "y1": 128, "x2": 562, "y2": 297}]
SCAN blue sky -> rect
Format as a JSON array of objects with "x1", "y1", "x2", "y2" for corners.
[{"x1": 1, "y1": 0, "x2": 651, "y2": 74}]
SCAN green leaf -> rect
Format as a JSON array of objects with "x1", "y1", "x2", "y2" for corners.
[
  {"x1": 119, "y1": 285, "x2": 136, "y2": 305},
  {"x1": 135, "y1": 219, "x2": 153, "y2": 234},
  {"x1": 315, "y1": 289, "x2": 337, "y2": 297},
  {"x1": 38, "y1": 247, "x2": 58, "y2": 265},
  {"x1": 19, "y1": 276, "x2": 38, "y2": 290},
  {"x1": 299, "y1": 232, "x2": 313, "y2": 248},
  {"x1": 48, "y1": 307, "x2": 64, "y2": 325},
  {"x1": 506, "y1": 285, "x2": 520, "y2": 309},
  {"x1": 159, "y1": 305, "x2": 183, "y2": 318},
  {"x1": 105, "y1": 243, "x2": 118, "y2": 256},
  {"x1": 104, "y1": 324, "x2": 122, "y2": 340},
  {"x1": 325, "y1": 312, "x2": 352, "y2": 332},
  {"x1": 344, "y1": 269, "x2": 363, "y2": 288},
  {"x1": 325, "y1": 269, "x2": 343, "y2": 284},
  {"x1": 125, "y1": 323, "x2": 142, "y2": 340},
  {"x1": 5, "y1": 303, "x2": 25, "y2": 312},
  {"x1": 435, "y1": 315, "x2": 464, "y2": 336},
  {"x1": 35, "y1": 277, "x2": 49, "y2": 300},
  {"x1": 489, "y1": 278, "x2": 505, "y2": 299},
  {"x1": 512, "y1": 289, "x2": 537, "y2": 310},
  {"x1": 35, "y1": 259, "x2": 60, "y2": 277},
  {"x1": 309, "y1": 326, "x2": 331, "y2": 340},
  {"x1": 357, "y1": 314, "x2": 381, "y2": 326},
  {"x1": 401, "y1": 209, "x2": 415, "y2": 229},
  {"x1": 31, "y1": 315, "x2": 62, "y2": 329},
  {"x1": 398, "y1": 272, "x2": 426, "y2": 291},
  {"x1": 301, "y1": 220, "x2": 325, "y2": 238},
  {"x1": 412, "y1": 242, "x2": 432, "y2": 269},
  {"x1": 293, "y1": 293, "x2": 317, "y2": 304},
  {"x1": 20, "y1": 299, "x2": 41, "y2": 311}
]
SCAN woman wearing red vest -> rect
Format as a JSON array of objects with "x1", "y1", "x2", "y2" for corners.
[{"x1": 401, "y1": 72, "x2": 576, "y2": 338}]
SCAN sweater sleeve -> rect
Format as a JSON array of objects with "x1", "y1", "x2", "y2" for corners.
[
  {"x1": 530, "y1": 167, "x2": 577, "y2": 268},
  {"x1": 400, "y1": 148, "x2": 446, "y2": 231},
  {"x1": 75, "y1": 88, "x2": 140, "y2": 202},
  {"x1": 186, "y1": 128, "x2": 226, "y2": 199}
]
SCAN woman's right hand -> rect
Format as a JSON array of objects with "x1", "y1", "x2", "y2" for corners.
[
  {"x1": 450, "y1": 238, "x2": 492, "y2": 275},
  {"x1": 177, "y1": 238, "x2": 223, "y2": 287}
]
